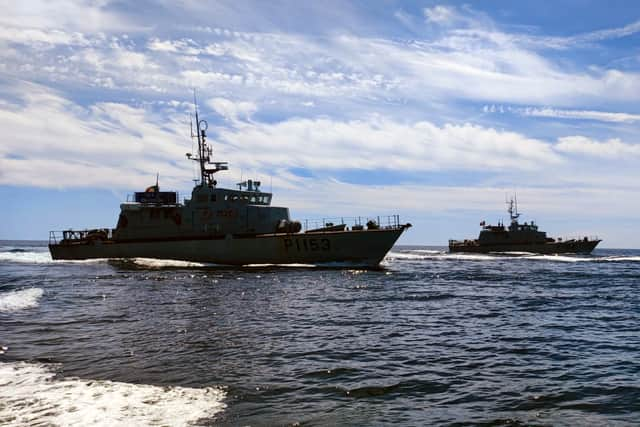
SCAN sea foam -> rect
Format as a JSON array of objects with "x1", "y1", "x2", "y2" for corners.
[
  {"x1": 386, "y1": 251, "x2": 497, "y2": 261},
  {"x1": 0, "y1": 250, "x2": 52, "y2": 264},
  {"x1": 131, "y1": 258, "x2": 211, "y2": 268},
  {"x1": 0, "y1": 288, "x2": 44, "y2": 312},
  {"x1": 386, "y1": 251, "x2": 640, "y2": 263},
  {"x1": 0, "y1": 361, "x2": 226, "y2": 427},
  {"x1": 0, "y1": 250, "x2": 109, "y2": 265}
]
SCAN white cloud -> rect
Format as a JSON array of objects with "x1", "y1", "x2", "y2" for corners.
[
  {"x1": 520, "y1": 107, "x2": 640, "y2": 123},
  {"x1": 207, "y1": 97, "x2": 257, "y2": 122},
  {"x1": 0, "y1": 27, "x2": 90, "y2": 46},
  {"x1": 281, "y1": 179, "x2": 640, "y2": 222},
  {"x1": 0, "y1": 0, "x2": 137, "y2": 33},
  {"x1": 435, "y1": 15, "x2": 640, "y2": 51},
  {"x1": 12, "y1": 81, "x2": 640, "y2": 198},
  {"x1": 424, "y1": 5, "x2": 457, "y2": 24},
  {"x1": 148, "y1": 38, "x2": 201, "y2": 55},
  {"x1": 214, "y1": 114, "x2": 561, "y2": 172},
  {"x1": 181, "y1": 70, "x2": 244, "y2": 87},
  {"x1": 530, "y1": 19, "x2": 640, "y2": 50},
  {"x1": 114, "y1": 50, "x2": 154, "y2": 70},
  {"x1": 555, "y1": 136, "x2": 640, "y2": 158},
  {"x1": 484, "y1": 105, "x2": 640, "y2": 123},
  {"x1": 0, "y1": 82, "x2": 193, "y2": 189},
  {"x1": 3, "y1": 13, "x2": 640, "y2": 111},
  {"x1": 0, "y1": 82, "x2": 565, "y2": 192},
  {"x1": 579, "y1": 19, "x2": 640, "y2": 42}
]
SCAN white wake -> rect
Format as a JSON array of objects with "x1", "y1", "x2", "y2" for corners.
[
  {"x1": 0, "y1": 288, "x2": 44, "y2": 312},
  {"x1": 0, "y1": 250, "x2": 52, "y2": 264},
  {"x1": 386, "y1": 251, "x2": 640, "y2": 263},
  {"x1": 0, "y1": 361, "x2": 226, "y2": 427}
]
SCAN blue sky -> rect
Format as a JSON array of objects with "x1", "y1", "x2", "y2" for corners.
[{"x1": 1, "y1": 0, "x2": 640, "y2": 247}]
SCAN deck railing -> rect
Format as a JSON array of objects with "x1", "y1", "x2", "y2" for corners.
[
  {"x1": 300, "y1": 215, "x2": 403, "y2": 233},
  {"x1": 448, "y1": 239, "x2": 475, "y2": 245},
  {"x1": 49, "y1": 228, "x2": 115, "y2": 244},
  {"x1": 555, "y1": 235, "x2": 600, "y2": 242}
]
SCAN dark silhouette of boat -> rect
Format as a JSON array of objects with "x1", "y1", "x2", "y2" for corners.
[{"x1": 449, "y1": 197, "x2": 600, "y2": 254}]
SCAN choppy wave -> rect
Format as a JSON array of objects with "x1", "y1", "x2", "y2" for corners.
[
  {"x1": 130, "y1": 258, "x2": 213, "y2": 268},
  {"x1": 523, "y1": 254, "x2": 640, "y2": 263},
  {"x1": 386, "y1": 250, "x2": 640, "y2": 263},
  {"x1": 0, "y1": 250, "x2": 110, "y2": 265},
  {"x1": 0, "y1": 251, "x2": 376, "y2": 269},
  {"x1": 134, "y1": 259, "x2": 361, "y2": 269},
  {"x1": 386, "y1": 251, "x2": 496, "y2": 261},
  {"x1": 403, "y1": 249, "x2": 445, "y2": 255},
  {"x1": 245, "y1": 263, "x2": 318, "y2": 268},
  {"x1": 4, "y1": 248, "x2": 640, "y2": 268},
  {"x1": 0, "y1": 361, "x2": 226, "y2": 427},
  {"x1": 0, "y1": 250, "x2": 201, "y2": 267},
  {"x1": 0, "y1": 250, "x2": 53, "y2": 264},
  {"x1": 0, "y1": 288, "x2": 43, "y2": 312}
]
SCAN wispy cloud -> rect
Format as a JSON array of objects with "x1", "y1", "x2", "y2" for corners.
[
  {"x1": 148, "y1": 38, "x2": 201, "y2": 55},
  {"x1": 0, "y1": 26, "x2": 90, "y2": 46},
  {"x1": 424, "y1": 5, "x2": 457, "y2": 24},
  {"x1": 0, "y1": 84, "x2": 563, "y2": 190},
  {"x1": 207, "y1": 97, "x2": 257, "y2": 122},
  {"x1": 539, "y1": 19, "x2": 640, "y2": 49},
  {"x1": 3, "y1": 12, "x2": 640, "y2": 115},
  {"x1": 556, "y1": 136, "x2": 640, "y2": 158},
  {"x1": 0, "y1": 0, "x2": 138, "y2": 33},
  {"x1": 484, "y1": 105, "x2": 640, "y2": 123},
  {"x1": 520, "y1": 107, "x2": 640, "y2": 123},
  {"x1": 213, "y1": 107, "x2": 562, "y2": 173},
  {"x1": 281, "y1": 179, "x2": 640, "y2": 222},
  {"x1": 439, "y1": 11, "x2": 640, "y2": 51},
  {"x1": 0, "y1": 81, "x2": 191, "y2": 189}
]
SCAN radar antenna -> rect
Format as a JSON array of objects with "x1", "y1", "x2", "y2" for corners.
[{"x1": 187, "y1": 90, "x2": 228, "y2": 186}]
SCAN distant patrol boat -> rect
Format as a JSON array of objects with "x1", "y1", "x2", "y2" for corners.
[
  {"x1": 449, "y1": 197, "x2": 600, "y2": 254},
  {"x1": 49, "y1": 103, "x2": 411, "y2": 267}
]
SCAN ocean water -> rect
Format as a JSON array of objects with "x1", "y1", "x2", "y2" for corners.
[{"x1": 1, "y1": 240, "x2": 639, "y2": 426}]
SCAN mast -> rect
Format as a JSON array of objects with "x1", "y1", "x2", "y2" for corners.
[
  {"x1": 188, "y1": 92, "x2": 228, "y2": 186},
  {"x1": 507, "y1": 195, "x2": 520, "y2": 222}
]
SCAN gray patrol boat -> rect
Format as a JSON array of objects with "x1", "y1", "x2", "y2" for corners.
[
  {"x1": 449, "y1": 198, "x2": 600, "y2": 254},
  {"x1": 49, "y1": 107, "x2": 411, "y2": 267}
]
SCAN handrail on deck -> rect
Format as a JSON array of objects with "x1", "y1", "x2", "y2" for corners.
[
  {"x1": 300, "y1": 214, "x2": 405, "y2": 233},
  {"x1": 49, "y1": 228, "x2": 116, "y2": 244},
  {"x1": 555, "y1": 235, "x2": 600, "y2": 242}
]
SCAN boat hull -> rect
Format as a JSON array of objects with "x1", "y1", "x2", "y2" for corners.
[
  {"x1": 49, "y1": 228, "x2": 407, "y2": 267},
  {"x1": 449, "y1": 239, "x2": 601, "y2": 254}
]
